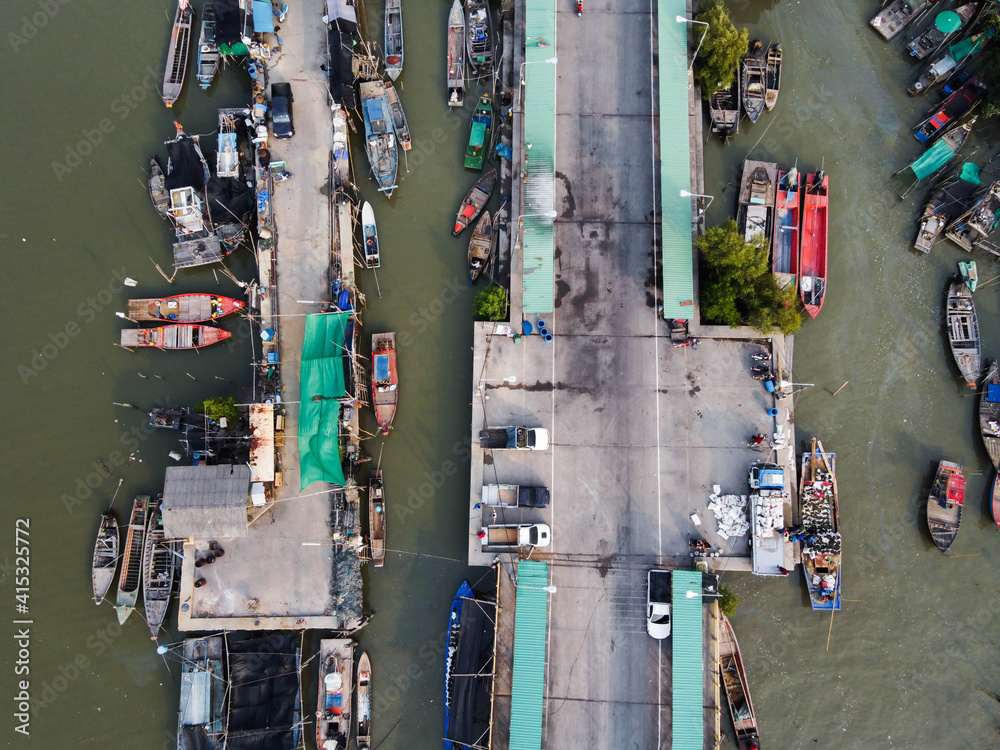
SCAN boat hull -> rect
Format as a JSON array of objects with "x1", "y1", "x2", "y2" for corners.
[
  {"x1": 143, "y1": 499, "x2": 176, "y2": 639},
  {"x1": 979, "y1": 360, "x2": 1000, "y2": 469},
  {"x1": 372, "y1": 333, "x2": 398, "y2": 433},
  {"x1": 362, "y1": 202, "x2": 380, "y2": 269},
  {"x1": 163, "y1": 2, "x2": 195, "y2": 107},
  {"x1": 799, "y1": 172, "x2": 829, "y2": 317},
  {"x1": 764, "y1": 43, "x2": 781, "y2": 110},
  {"x1": 468, "y1": 212, "x2": 494, "y2": 282},
  {"x1": 384, "y1": 0, "x2": 404, "y2": 80},
  {"x1": 115, "y1": 497, "x2": 148, "y2": 624},
  {"x1": 927, "y1": 460, "x2": 964, "y2": 553},
  {"x1": 465, "y1": 95, "x2": 492, "y2": 170},
  {"x1": 369, "y1": 471, "x2": 386, "y2": 567},
  {"x1": 945, "y1": 280, "x2": 981, "y2": 389},
  {"x1": 127, "y1": 294, "x2": 244, "y2": 323},
  {"x1": 121, "y1": 324, "x2": 231, "y2": 350},
  {"x1": 719, "y1": 615, "x2": 761, "y2": 749},
  {"x1": 447, "y1": 0, "x2": 465, "y2": 107},
  {"x1": 92, "y1": 511, "x2": 119, "y2": 604},
  {"x1": 799, "y1": 440, "x2": 841, "y2": 610},
  {"x1": 356, "y1": 652, "x2": 372, "y2": 748},
  {"x1": 772, "y1": 169, "x2": 800, "y2": 290},
  {"x1": 444, "y1": 581, "x2": 474, "y2": 749},
  {"x1": 360, "y1": 82, "x2": 399, "y2": 197},
  {"x1": 317, "y1": 639, "x2": 354, "y2": 750},
  {"x1": 454, "y1": 170, "x2": 497, "y2": 235}
]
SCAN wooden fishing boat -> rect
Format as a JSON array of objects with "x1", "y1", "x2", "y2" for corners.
[
  {"x1": 143, "y1": 498, "x2": 175, "y2": 639},
  {"x1": 914, "y1": 78, "x2": 985, "y2": 143},
  {"x1": 907, "y1": 3, "x2": 978, "y2": 60},
  {"x1": 383, "y1": 81, "x2": 411, "y2": 152},
  {"x1": 177, "y1": 637, "x2": 227, "y2": 750},
  {"x1": 468, "y1": 212, "x2": 494, "y2": 282},
  {"x1": 127, "y1": 293, "x2": 244, "y2": 323},
  {"x1": 799, "y1": 438, "x2": 841, "y2": 610},
  {"x1": 719, "y1": 615, "x2": 762, "y2": 750},
  {"x1": 115, "y1": 496, "x2": 148, "y2": 625},
  {"x1": 150, "y1": 157, "x2": 170, "y2": 217},
  {"x1": 444, "y1": 581, "x2": 474, "y2": 750},
  {"x1": 149, "y1": 407, "x2": 188, "y2": 430},
  {"x1": 913, "y1": 162, "x2": 982, "y2": 253},
  {"x1": 356, "y1": 652, "x2": 372, "y2": 749},
  {"x1": 992, "y1": 471, "x2": 1000, "y2": 529},
  {"x1": 453, "y1": 169, "x2": 496, "y2": 235},
  {"x1": 979, "y1": 359, "x2": 1000, "y2": 469},
  {"x1": 92, "y1": 511, "x2": 119, "y2": 605},
  {"x1": 447, "y1": 0, "x2": 465, "y2": 107},
  {"x1": 466, "y1": 0, "x2": 493, "y2": 79},
  {"x1": 362, "y1": 201, "x2": 380, "y2": 269},
  {"x1": 360, "y1": 80, "x2": 399, "y2": 197},
  {"x1": 871, "y1": 0, "x2": 935, "y2": 42},
  {"x1": 709, "y1": 77, "x2": 740, "y2": 137},
  {"x1": 764, "y1": 43, "x2": 782, "y2": 110},
  {"x1": 196, "y1": 2, "x2": 219, "y2": 89},
  {"x1": 317, "y1": 639, "x2": 354, "y2": 750},
  {"x1": 738, "y1": 161, "x2": 776, "y2": 244},
  {"x1": 372, "y1": 333, "x2": 398, "y2": 434},
  {"x1": 944, "y1": 178, "x2": 1000, "y2": 251},
  {"x1": 121, "y1": 324, "x2": 231, "y2": 350},
  {"x1": 894, "y1": 120, "x2": 974, "y2": 199},
  {"x1": 465, "y1": 94, "x2": 492, "y2": 170},
  {"x1": 163, "y1": 0, "x2": 195, "y2": 107},
  {"x1": 384, "y1": 0, "x2": 404, "y2": 81},
  {"x1": 945, "y1": 278, "x2": 981, "y2": 388},
  {"x1": 772, "y1": 167, "x2": 800, "y2": 290},
  {"x1": 369, "y1": 470, "x2": 386, "y2": 568},
  {"x1": 927, "y1": 460, "x2": 964, "y2": 553},
  {"x1": 799, "y1": 170, "x2": 829, "y2": 318},
  {"x1": 741, "y1": 41, "x2": 767, "y2": 124},
  {"x1": 909, "y1": 31, "x2": 992, "y2": 96}
]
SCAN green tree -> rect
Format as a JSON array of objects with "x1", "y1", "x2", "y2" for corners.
[
  {"x1": 693, "y1": 0, "x2": 750, "y2": 99},
  {"x1": 473, "y1": 285, "x2": 509, "y2": 321},
  {"x1": 194, "y1": 396, "x2": 240, "y2": 424},
  {"x1": 719, "y1": 584, "x2": 740, "y2": 618}
]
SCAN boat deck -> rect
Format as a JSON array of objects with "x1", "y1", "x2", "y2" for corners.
[
  {"x1": 871, "y1": 0, "x2": 929, "y2": 41},
  {"x1": 129, "y1": 296, "x2": 212, "y2": 322},
  {"x1": 317, "y1": 639, "x2": 354, "y2": 749},
  {"x1": 738, "y1": 160, "x2": 777, "y2": 208}
]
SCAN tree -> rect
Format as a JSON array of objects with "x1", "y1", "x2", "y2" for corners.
[
  {"x1": 719, "y1": 584, "x2": 740, "y2": 618},
  {"x1": 194, "y1": 396, "x2": 240, "y2": 424},
  {"x1": 473, "y1": 285, "x2": 509, "y2": 321},
  {"x1": 693, "y1": 0, "x2": 750, "y2": 99}
]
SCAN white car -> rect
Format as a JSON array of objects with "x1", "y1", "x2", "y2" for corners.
[{"x1": 647, "y1": 570, "x2": 672, "y2": 640}]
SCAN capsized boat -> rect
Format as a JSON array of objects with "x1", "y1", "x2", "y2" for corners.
[
  {"x1": 742, "y1": 41, "x2": 767, "y2": 123},
  {"x1": 362, "y1": 201, "x2": 381, "y2": 269},
  {"x1": 908, "y1": 30, "x2": 994, "y2": 96},
  {"x1": 372, "y1": 333, "x2": 398, "y2": 434},
  {"x1": 127, "y1": 293, "x2": 244, "y2": 323},
  {"x1": 384, "y1": 0, "x2": 403, "y2": 81},
  {"x1": 468, "y1": 211, "x2": 494, "y2": 282},
  {"x1": 356, "y1": 652, "x2": 372, "y2": 748},
  {"x1": 914, "y1": 77, "x2": 985, "y2": 143},
  {"x1": 871, "y1": 0, "x2": 935, "y2": 42},
  {"x1": 944, "y1": 178, "x2": 1000, "y2": 251},
  {"x1": 177, "y1": 637, "x2": 227, "y2": 750},
  {"x1": 979, "y1": 359, "x2": 1000, "y2": 469},
  {"x1": 913, "y1": 161, "x2": 981, "y2": 253},
  {"x1": 143, "y1": 498, "x2": 176, "y2": 639},
  {"x1": 959, "y1": 259, "x2": 978, "y2": 292},
  {"x1": 465, "y1": 94, "x2": 492, "y2": 170},
  {"x1": 92, "y1": 511, "x2": 119, "y2": 605},
  {"x1": 360, "y1": 81, "x2": 399, "y2": 197},
  {"x1": 892, "y1": 120, "x2": 974, "y2": 199},
  {"x1": 369, "y1": 470, "x2": 386, "y2": 567},
  {"x1": 115, "y1": 496, "x2": 148, "y2": 625},
  {"x1": 764, "y1": 43, "x2": 782, "y2": 110},
  {"x1": 121, "y1": 324, "x2": 231, "y2": 350},
  {"x1": 799, "y1": 438, "x2": 841, "y2": 610},
  {"x1": 317, "y1": 639, "x2": 354, "y2": 750},
  {"x1": 719, "y1": 615, "x2": 762, "y2": 750},
  {"x1": 738, "y1": 161, "x2": 776, "y2": 244},
  {"x1": 772, "y1": 167, "x2": 800, "y2": 290},
  {"x1": 945, "y1": 278, "x2": 981, "y2": 389},
  {"x1": 150, "y1": 157, "x2": 170, "y2": 217},
  {"x1": 447, "y1": 0, "x2": 466, "y2": 107},
  {"x1": 709, "y1": 77, "x2": 740, "y2": 137},
  {"x1": 466, "y1": 0, "x2": 493, "y2": 79},
  {"x1": 907, "y1": 3, "x2": 978, "y2": 60},
  {"x1": 196, "y1": 2, "x2": 220, "y2": 89},
  {"x1": 163, "y1": 0, "x2": 195, "y2": 107},
  {"x1": 453, "y1": 169, "x2": 496, "y2": 235},
  {"x1": 799, "y1": 170, "x2": 829, "y2": 318},
  {"x1": 444, "y1": 581, "x2": 474, "y2": 750},
  {"x1": 927, "y1": 460, "x2": 964, "y2": 553},
  {"x1": 383, "y1": 80, "x2": 411, "y2": 152}
]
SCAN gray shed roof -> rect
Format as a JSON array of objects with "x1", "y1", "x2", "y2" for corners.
[{"x1": 162, "y1": 464, "x2": 251, "y2": 539}]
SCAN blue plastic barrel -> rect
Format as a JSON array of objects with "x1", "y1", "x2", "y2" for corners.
[
  {"x1": 543, "y1": 333, "x2": 553, "y2": 343},
  {"x1": 537, "y1": 320, "x2": 546, "y2": 330},
  {"x1": 764, "y1": 380, "x2": 775, "y2": 393},
  {"x1": 767, "y1": 408, "x2": 778, "y2": 417}
]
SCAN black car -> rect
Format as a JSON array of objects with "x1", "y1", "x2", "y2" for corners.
[{"x1": 270, "y1": 82, "x2": 294, "y2": 139}]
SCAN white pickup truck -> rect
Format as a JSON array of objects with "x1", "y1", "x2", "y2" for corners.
[
  {"x1": 481, "y1": 484, "x2": 550, "y2": 508},
  {"x1": 480, "y1": 523, "x2": 551, "y2": 550}
]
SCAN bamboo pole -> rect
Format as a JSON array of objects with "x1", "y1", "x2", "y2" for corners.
[
  {"x1": 831, "y1": 380, "x2": 849, "y2": 397},
  {"x1": 825, "y1": 606, "x2": 835, "y2": 652}
]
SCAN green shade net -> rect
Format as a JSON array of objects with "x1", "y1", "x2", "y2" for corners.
[
  {"x1": 959, "y1": 162, "x2": 981, "y2": 185},
  {"x1": 935, "y1": 11, "x2": 961, "y2": 34},
  {"x1": 910, "y1": 139, "x2": 957, "y2": 181},
  {"x1": 950, "y1": 29, "x2": 993, "y2": 62},
  {"x1": 299, "y1": 313, "x2": 349, "y2": 489}
]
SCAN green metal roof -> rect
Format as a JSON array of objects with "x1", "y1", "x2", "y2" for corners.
[
  {"x1": 522, "y1": 0, "x2": 557, "y2": 315},
  {"x1": 298, "y1": 313, "x2": 348, "y2": 489},
  {"x1": 659, "y1": 0, "x2": 695, "y2": 319},
  {"x1": 671, "y1": 569, "x2": 704, "y2": 749},
  {"x1": 509, "y1": 560, "x2": 549, "y2": 749}
]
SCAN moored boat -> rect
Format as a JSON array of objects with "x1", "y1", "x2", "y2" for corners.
[
  {"x1": 127, "y1": 293, "x2": 244, "y2": 323},
  {"x1": 709, "y1": 77, "x2": 740, "y2": 137},
  {"x1": 465, "y1": 0, "x2": 493, "y2": 79},
  {"x1": 372, "y1": 333, "x2": 398, "y2": 434},
  {"x1": 356, "y1": 652, "x2": 372, "y2": 748},
  {"x1": 799, "y1": 170, "x2": 829, "y2": 317},
  {"x1": 719, "y1": 614, "x2": 762, "y2": 750},
  {"x1": 384, "y1": 0, "x2": 404, "y2": 80},
  {"x1": 92, "y1": 511, "x2": 119, "y2": 605},
  {"x1": 738, "y1": 161, "x2": 776, "y2": 244},
  {"x1": 914, "y1": 77, "x2": 985, "y2": 143},
  {"x1": 444, "y1": 581, "x2": 474, "y2": 750},
  {"x1": 944, "y1": 178, "x2": 1000, "y2": 251},
  {"x1": 333, "y1": 105, "x2": 351, "y2": 187},
  {"x1": 927, "y1": 460, "x2": 965, "y2": 553},
  {"x1": 115, "y1": 496, "x2": 148, "y2": 625},
  {"x1": 177, "y1": 636, "x2": 227, "y2": 750},
  {"x1": 871, "y1": 0, "x2": 935, "y2": 42},
  {"x1": 465, "y1": 94, "x2": 492, "y2": 170},
  {"x1": 453, "y1": 169, "x2": 496, "y2": 235},
  {"x1": 196, "y1": 2, "x2": 220, "y2": 89},
  {"x1": 121, "y1": 324, "x2": 231, "y2": 350},
  {"x1": 362, "y1": 201, "x2": 381, "y2": 269},
  {"x1": 799, "y1": 438, "x2": 841, "y2": 610},
  {"x1": 163, "y1": 0, "x2": 195, "y2": 107},
  {"x1": 741, "y1": 41, "x2": 767, "y2": 123},
  {"x1": 369, "y1": 470, "x2": 386, "y2": 568},
  {"x1": 893, "y1": 120, "x2": 974, "y2": 199},
  {"x1": 468, "y1": 211, "x2": 494, "y2": 282},
  {"x1": 979, "y1": 359, "x2": 1000, "y2": 469},
  {"x1": 383, "y1": 80, "x2": 411, "y2": 152},
  {"x1": 907, "y1": 3, "x2": 977, "y2": 60},
  {"x1": 143, "y1": 498, "x2": 176, "y2": 639},
  {"x1": 150, "y1": 407, "x2": 188, "y2": 430},
  {"x1": 447, "y1": 0, "x2": 466, "y2": 107},
  {"x1": 150, "y1": 157, "x2": 170, "y2": 217},
  {"x1": 908, "y1": 30, "x2": 993, "y2": 96},
  {"x1": 772, "y1": 167, "x2": 800, "y2": 290},
  {"x1": 317, "y1": 639, "x2": 354, "y2": 750},
  {"x1": 945, "y1": 278, "x2": 981, "y2": 388},
  {"x1": 764, "y1": 43, "x2": 782, "y2": 110},
  {"x1": 992, "y1": 472, "x2": 1000, "y2": 528},
  {"x1": 913, "y1": 161, "x2": 981, "y2": 253},
  {"x1": 360, "y1": 81, "x2": 399, "y2": 197}
]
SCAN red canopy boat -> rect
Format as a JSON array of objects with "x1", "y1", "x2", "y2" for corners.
[
  {"x1": 799, "y1": 170, "x2": 829, "y2": 318},
  {"x1": 127, "y1": 293, "x2": 244, "y2": 323}
]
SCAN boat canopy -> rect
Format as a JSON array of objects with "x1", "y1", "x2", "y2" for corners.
[
  {"x1": 910, "y1": 139, "x2": 958, "y2": 181},
  {"x1": 179, "y1": 671, "x2": 211, "y2": 726},
  {"x1": 936, "y1": 11, "x2": 962, "y2": 34},
  {"x1": 298, "y1": 313, "x2": 349, "y2": 488},
  {"x1": 959, "y1": 161, "x2": 981, "y2": 184},
  {"x1": 373, "y1": 353, "x2": 392, "y2": 383},
  {"x1": 469, "y1": 120, "x2": 487, "y2": 148},
  {"x1": 951, "y1": 29, "x2": 994, "y2": 62},
  {"x1": 946, "y1": 473, "x2": 966, "y2": 505}
]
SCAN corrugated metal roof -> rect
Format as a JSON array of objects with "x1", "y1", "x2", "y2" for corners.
[
  {"x1": 509, "y1": 560, "x2": 549, "y2": 749},
  {"x1": 162, "y1": 464, "x2": 250, "y2": 539},
  {"x1": 522, "y1": 0, "x2": 557, "y2": 315},
  {"x1": 671, "y1": 569, "x2": 704, "y2": 749},
  {"x1": 659, "y1": 1, "x2": 695, "y2": 319}
]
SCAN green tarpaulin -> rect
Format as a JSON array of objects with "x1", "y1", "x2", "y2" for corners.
[
  {"x1": 218, "y1": 42, "x2": 249, "y2": 56},
  {"x1": 910, "y1": 138, "x2": 957, "y2": 181},
  {"x1": 950, "y1": 29, "x2": 993, "y2": 62},
  {"x1": 959, "y1": 162, "x2": 981, "y2": 185},
  {"x1": 469, "y1": 121, "x2": 487, "y2": 148},
  {"x1": 299, "y1": 313, "x2": 349, "y2": 489}
]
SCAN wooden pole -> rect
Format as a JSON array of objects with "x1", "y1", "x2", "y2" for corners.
[
  {"x1": 825, "y1": 606, "x2": 835, "y2": 652},
  {"x1": 831, "y1": 380, "x2": 849, "y2": 397}
]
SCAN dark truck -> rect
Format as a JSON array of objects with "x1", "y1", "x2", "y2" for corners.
[
  {"x1": 478, "y1": 426, "x2": 550, "y2": 450},
  {"x1": 481, "y1": 484, "x2": 550, "y2": 508}
]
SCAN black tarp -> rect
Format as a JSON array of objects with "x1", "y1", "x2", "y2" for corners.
[
  {"x1": 205, "y1": 175, "x2": 251, "y2": 226},
  {"x1": 446, "y1": 599, "x2": 494, "y2": 748},
  {"x1": 214, "y1": 0, "x2": 243, "y2": 45},
  {"x1": 165, "y1": 138, "x2": 207, "y2": 192},
  {"x1": 327, "y1": 25, "x2": 357, "y2": 109},
  {"x1": 227, "y1": 634, "x2": 301, "y2": 750}
]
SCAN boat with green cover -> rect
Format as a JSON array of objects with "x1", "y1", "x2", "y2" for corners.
[{"x1": 465, "y1": 94, "x2": 492, "y2": 170}]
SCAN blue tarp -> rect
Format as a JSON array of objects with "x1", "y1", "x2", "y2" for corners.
[
  {"x1": 253, "y1": 1, "x2": 275, "y2": 32},
  {"x1": 988, "y1": 384, "x2": 1000, "y2": 403}
]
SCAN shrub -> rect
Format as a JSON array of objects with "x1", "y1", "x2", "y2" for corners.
[
  {"x1": 193, "y1": 396, "x2": 240, "y2": 424},
  {"x1": 473, "y1": 285, "x2": 509, "y2": 321},
  {"x1": 719, "y1": 584, "x2": 740, "y2": 618},
  {"x1": 693, "y1": 0, "x2": 750, "y2": 99}
]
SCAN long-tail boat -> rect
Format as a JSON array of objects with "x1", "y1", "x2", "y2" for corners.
[
  {"x1": 764, "y1": 43, "x2": 782, "y2": 110},
  {"x1": 384, "y1": 0, "x2": 403, "y2": 81},
  {"x1": 927, "y1": 460, "x2": 965, "y2": 553},
  {"x1": 741, "y1": 41, "x2": 767, "y2": 123},
  {"x1": 709, "y1": 77, "x2": 740, "y2": 137},
  {"x1": 944, "y1": 178, "x2": 1000, "y2": 251},
  {"x1": 356, "y1": 651, "x2": 372, "y2": 748},
  {"x1": 453, "y1": 169, "x2": 496, "y2": 235},
  {"x1": 121, "y1": 324, "x2": 231, "y2": 350},
  {"x1": 799, "y1": 170, "x2": 829, "y2": 318},
  {"x1": 466, "y1": 0, "x2": 493, "y2": 79},
  {"x1": 163, "y1": 0, "x2": 195, "y2": 107},
  {"x1": 913, "y1": 161, "x2": 981, "y2": 253},
  {"x1": 945, "y1": 278, "x2": 980, "y2": 388},
  {"x1": 142, "y1": 498, "x2": 176, "y2": 639},
  {"x1": 444, "y1": 581, "x2": 474, "y2": 750},
  {"x1": 360, "y1": 80, "x2": 399, "y2": 197},
  {"x1": 468, "y1": 211, "x2": 494, "y2": 282},
  {"x1": 447, "y1": 0, "x2": 465, "y2": 107},
  {"x1": 91, "y1": 511, "x2": 119, "y2": 605},
  {"x1": 772, "y1": 167, "x2": 800, "y2": 290},
  {"x1": 871, "y1": 0, "x2": 936, "y2": 42},
  {"x1": 126, "y1": 293, "x2": 244, "y2": 323},
  {"x1": 893, "y1": 120, "x2": 974, "y2": 199},
  {"x1": 719, "y1": 614, "x2": 762, "y2": 750},
  {"x1": 369, "y1": 470, "x2": 386, "y2": 567},
  {"x1": 979, "y1": 359, "x2": 1000, "y2": 469},
  {"x1": 465, "y1": 94, "x2": 492, "y2": 170},
  {"x1": 372, "y1": 333, "x2": 398, "y2": 434},
  {"x1": 914, "y1": 78, "x2": 985, "y2": 143},
  {"x1": 383, "y1": 80, "x2": 411, "y2": 152},
  {"x1": 799, "y1": 438, "x2": 841, "y2": 610},
  {"x1": 317, "y1": 639, "x2": 354, "y2": 750},
  {"x1": 196, "y1": 2, "x2": 220, "y2": 89},
  {"x1": 115, "y1": 496, "x2": 148, "y2": 625},
  {"x1": 907, "y1": 3, "x2": 978, "y2": 60},
  {"x1": 149, "y1": 157, "x2": 170, "y2": 217}
]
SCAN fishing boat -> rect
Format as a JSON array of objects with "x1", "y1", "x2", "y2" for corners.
[
  {"x1": 799, "y1": 170, "x2": 828, "y2": 317},
  {"x1": 764, "y1": 43, "x2": 782, "y2": 110},
  {"x1": 356, "y1": 652, "x2": 372, "y2": 749},
  {"x1": 908, "y1": 30, "x2": 993, "y2": 96},
  {"x1": 944, "y1": 179, "x2": 1000, "y2": 250},
  {"x1": 709, "y1": 77, "x2": 740, "y2": 137},
  {"x1": 466, "y1": 0, "x2": 493, "y2": 78},
  {"x1": 196, "y1": 2, "x2": 220, "y2": 89},
  {"x1": 444, "y1": 581, "x2": 474, "y2": 750},
  {"x1": 738, "y1": 161, "x2": 776, "y2": 243},
  {"x1": 907, "y1": 3, "x2": 978, "y2": 60},
  {"x1": 372, "y1": 333, "x2": 398, "y2": 434},
  {"x1": 772, "y1": 167, "x2": 800, "y2": 290},
  {"x1": 127, "y1": 294, "x2": 244, "y2": 323},
  {"x1": 91, "y1": 511, "x2": 119, "y2": 605},
  {"x1": 333, "y1": 105, "x2": 351, "y2": 186},
  {"x1": 799, "y1": 438, "x2": 841, "y2": 610},
  {"x1": 317, "y1": 639, "x2": 354, "y2": 750},
  {"x1": 719, "y1": 615, "x2": 762, "y2": 750},
  {"x1": 871, "y1": 0, "x2": 935, "y2": 42},
  {"x1": 360, "y1": 81, "x2": 399, "y2": 197},
  {"x1": 945, "y1": 279, "x2": 981, "y2": 389},
  {"x1": 893, "y1": 120, "x2": 974, "y2": 199},
  {"x1": 465, "y1": 94, "x2": 492, "y2": 170},
  {"x1": 143, "y1": 498, "x2": 176, "y2": 639},
  {"x1": 959, "y1": 259, "x2": 978, "y2": 292},
  {"x1": 453, "y1": 169, "x2": 496, "y2": 235},
  {"x1": 914, "y1": 77, "x2": 985, "y2": 143},
  {"x1": 742, "y1": 41, "x2": 767, "y2": 123},
  {"x1": 369, "y1": 470, "x2": 386, "y2": 567},
  {"x1": 384, "y1": 0, "x2": 403, "y2": 80},
  {"x1": 979, "y1": 359, "x2": 1000, "y2": 470},
  {"x1": 927, "y1": 460, "x2": 965, "y2": 553},
  {"x1": 163, "y1": 0, "x2": 195, "y2": 107},
  {"x1": 383, "y1": 81, "x2": 411, "y2": 152},
  {"x1": 362, "y1": 201, "x2": 380, "y2": 269},
  {"x1": 177, "y1": 636, "x2": 227, "y2": 750},
  {"x1": 150, "y1": 407, "x2": 188, "y2": 430},
  {"x1": 115, "y1": 496, "x2": 148, "y2": 625},
  {"x1": 447, "y1": 0, "x2": 465, "y2": 107},
  {"x1": 150, "y1": 157, "x2": 170, "y2": 217},
  {"x1": 992, "y1": 472, "x2": 1000, "y2": 528},
  {"x1": 121, "y1": 324, "x2": 231, "y2": 350},
  {"x1": 468, "y1": 211, "x2": 494, "y2": 282},
  {"x1": 913, "y1": 162, "x2": 981, "y2": 253}
]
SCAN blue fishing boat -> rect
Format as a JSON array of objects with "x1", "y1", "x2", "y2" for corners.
[
  {"x1": 360, "y1": 81, "x2": 398, "y2": 197},
  {"x1": 444, "y1": 580, "x2": 474, "y2": 750}
]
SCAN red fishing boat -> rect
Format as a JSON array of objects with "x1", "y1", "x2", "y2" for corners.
[
  {"x1": 772, "y1": 167, "x2": 800, "y2": 291},
  {"x1": 799, "y1": 170, "x2": 829, "y2": 317},
  {"x1": 371, "y1": 333, "x2": 398, "y2": 434},
  {"x1": 120, "y1": 324, "x2": 231, "y2": 349},
  {"x1": 126, "y1": 293, "x2": 244, "y2": 323}
]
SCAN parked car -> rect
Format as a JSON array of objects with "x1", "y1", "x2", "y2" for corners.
[
  {"x1": 270, "y1": 82, "x2": 294, "y2": 139},
  {"x1": 647, "y1": 569, "x2": 672, "y2": 639}
]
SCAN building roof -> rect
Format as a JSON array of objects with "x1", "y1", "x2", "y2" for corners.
[
  {"x1": 162, "y1": 464, "x2": 251, "y2": 539},
  {"x1": 671, "y1": 569, "x2": 704, "y2": 749},
  {"x1": 248, "y1": 403, "x2": 275, "y2": 482},
  {"x1": 509, "y1": 560, "x2": 549, "y2": 749}
]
